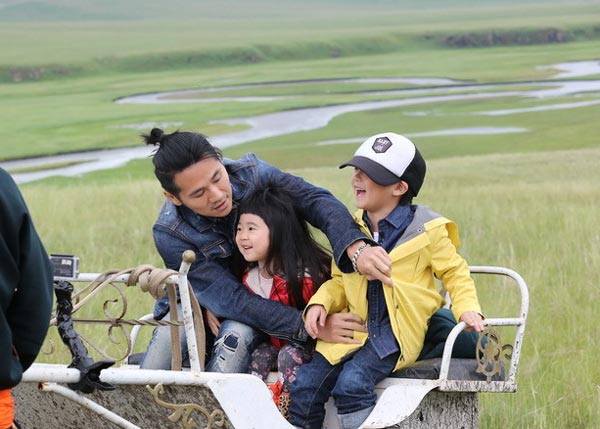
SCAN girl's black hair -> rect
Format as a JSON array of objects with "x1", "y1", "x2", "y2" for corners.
[
  {"x1": 236, "y1": 186, "x2": 332, "y2": 309},
  {"x1": 142, "y1": 128, "x2": 222, "y2": 196}
]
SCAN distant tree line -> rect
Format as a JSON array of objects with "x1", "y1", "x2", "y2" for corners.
[{"x1": 440, "y1": 26, "x2": 600, "y2": 48}]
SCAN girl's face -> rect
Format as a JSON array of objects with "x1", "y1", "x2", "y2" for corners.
[{"x1": 236, "y1": 213, "x2": 270, "y2": 266}]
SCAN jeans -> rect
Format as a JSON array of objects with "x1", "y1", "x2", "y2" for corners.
[
  {"x1": 140, "y1": 311, "x2": 264, "y2": 373},
  {"x1": 140, "y1": 310, "x2": 189, "y2": 370},
  {"x1": 205, "y1": 320, "x2": 266, "y2": 373},
  {"x1": 288, "y1": 341, "x2": 398, "y2": 429}
]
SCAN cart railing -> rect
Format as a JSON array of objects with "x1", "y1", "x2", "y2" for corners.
[{"x1": 20, "y1": 255, "x2": 529, "y2": 429}]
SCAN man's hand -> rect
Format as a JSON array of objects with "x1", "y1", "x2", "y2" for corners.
[
  {"x1": 460, "y1": 311, "x2": 485, "y2": 333},
  {"x1": 347, "y1": 241, "x2": 392, "y2": 286},
  {"x1": 313, "y1": 312, "x2": 366, "y2": 344},
  {"x1": 204, "y1": 309, "x2": 221, "y2": 336}
]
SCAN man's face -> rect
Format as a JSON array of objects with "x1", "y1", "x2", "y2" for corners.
[{"x1": 165, "y1": 157, "x2": 233, "y2": 218}]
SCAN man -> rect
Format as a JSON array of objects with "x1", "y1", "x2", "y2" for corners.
[
  {"x1": 140, "y1": 128, "x2": 391, "y2": 370},
  {"x1": 0, "y1": 168, "x2": 54, "y2": 429}
]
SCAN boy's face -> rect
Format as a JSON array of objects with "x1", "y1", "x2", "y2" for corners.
[
  {"x1": 351, "y1": 168, "x2": 406, "y2": 215},
  {"x1": 164, "y1": 157, "x2": 233, "y2": 218}
]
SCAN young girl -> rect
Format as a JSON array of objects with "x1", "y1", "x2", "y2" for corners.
[{"x1": 211, "y1": 186, "x2": 331, "y2": 417}]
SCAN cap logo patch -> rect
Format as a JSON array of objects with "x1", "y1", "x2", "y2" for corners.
[{"x1": 372, "y1": 137, "x2": 392, "y2": 153}]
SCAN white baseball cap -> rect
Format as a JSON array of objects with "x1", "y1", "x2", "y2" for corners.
[{"x1": 339, "y1": 132, "x2": 426, "y2": 196}]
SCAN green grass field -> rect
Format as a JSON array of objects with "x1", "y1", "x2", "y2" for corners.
[{"x1": 4, "y1": 1, "x2": 600, "y2": 427}]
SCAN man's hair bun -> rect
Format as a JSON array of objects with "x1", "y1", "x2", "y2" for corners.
[{"x1": 144, "y1": 128, "x2": 165, "y2": 146}]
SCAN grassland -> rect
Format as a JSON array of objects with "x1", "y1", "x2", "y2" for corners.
[
  {"x1": 3, "y1": 1, "x2": 600, "y2": 427},
  {"x1": 3, "y1": 39, "x2": 600, "y2": 161}
]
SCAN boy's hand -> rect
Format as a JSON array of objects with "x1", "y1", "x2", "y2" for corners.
[
  {"x1": 460, "y1": 311, "x2": 485, "y2": 333},
  {"x1": 305, "y1": 304, "x2": 328, "y2": 339},
  {"x1": 347, "y1": 241, "x2": 392, "y2": 286},
  {"x1": 313, "y1": 312, "x2": 365, "y2": 344},
  {"x1": 204, "y1": 309, "x2": 221, "y2": 336}
]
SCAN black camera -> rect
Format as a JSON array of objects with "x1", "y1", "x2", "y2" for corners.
[{"x1": 50, "y1": 254, "x2": 80, "y2": 280}]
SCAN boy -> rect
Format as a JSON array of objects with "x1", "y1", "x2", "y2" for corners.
[{"x1": 288, "y1": 132, "x2": 484, "y2": 429}]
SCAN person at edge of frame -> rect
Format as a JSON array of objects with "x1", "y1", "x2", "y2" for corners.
[{"x1": 0, "y1": 167, "x2": 54, "y2": 429}]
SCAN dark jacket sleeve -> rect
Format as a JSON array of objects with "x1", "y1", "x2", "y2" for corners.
[{"x1": 0, "y1": 168, "x2": 54, "y2": 389}]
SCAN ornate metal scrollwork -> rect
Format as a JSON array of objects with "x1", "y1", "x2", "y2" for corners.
[
  {"x1": 147, "y1": 383, "x2": 226, "y2": 429},
  {"x1": 41, "y1": 265, "x2": 202, "y2": 371},
  {"x1": 45, "y1": 271, "x2": 182, "y2": 363},
  {"x1": 476, "y1": 327, "x2": 513, "y2": 382}
]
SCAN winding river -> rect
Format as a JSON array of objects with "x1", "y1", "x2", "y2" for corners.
[{"x1": 3, "y1": 60, "x2": 600, "y2": 184}]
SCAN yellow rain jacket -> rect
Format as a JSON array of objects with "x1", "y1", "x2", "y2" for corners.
[{"x1": 308, "y1": 206, "x2": 481, "y2": 372}]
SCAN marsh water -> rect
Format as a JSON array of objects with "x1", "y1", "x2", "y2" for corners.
[{"x1": 3, "y1": 60, "x2": 599, "y2": 183}]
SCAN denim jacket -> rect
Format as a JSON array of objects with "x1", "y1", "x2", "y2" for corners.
[{"x1": 152, "y1": 153, "x2": 369, "y2": 342}]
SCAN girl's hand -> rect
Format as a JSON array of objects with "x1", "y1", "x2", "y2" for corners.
[
  {"x1": 204, "y1": 309, "x2": 221, "y2": 336},
  {"x1": 305, "y1": 305, "x2": 328, "y2": 339},
  {"x1": 460, "y1": 311, "x2": 485, "y2": 333}
]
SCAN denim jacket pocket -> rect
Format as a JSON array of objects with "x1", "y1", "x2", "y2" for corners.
[{"x1": 199, "y1": 236, "x2": 232, "y2": 262}]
